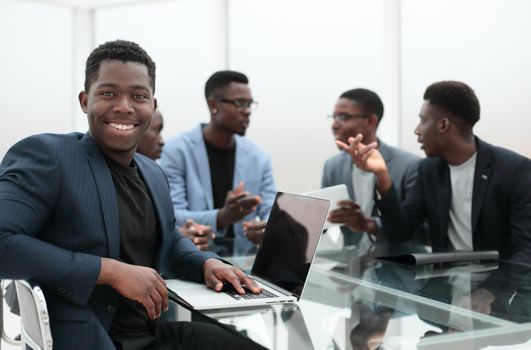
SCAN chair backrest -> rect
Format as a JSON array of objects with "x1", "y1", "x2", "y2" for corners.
[
  {"x1": 15, "y1": 280, "x2": 52, "y2": 350},
  {"x1": 1, "y1": 279, "x2": 22, "y2": 349}
]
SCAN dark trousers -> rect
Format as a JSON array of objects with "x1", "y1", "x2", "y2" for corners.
[{"x1": 114, "y1": 321, "x2": 265, "y2": 350}]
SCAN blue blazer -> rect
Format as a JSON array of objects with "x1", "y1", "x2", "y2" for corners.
[
  {"x1": 377, "y1": 137, "x2": 531, "y2": 263},
  {"x1": 0, "y1": 133, "x2": 215, "y2": 349},
  {"x1": 159, "y1": 124, "x2": 277, "y2": 255}
]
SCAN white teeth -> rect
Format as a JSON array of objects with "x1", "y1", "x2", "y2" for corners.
[{"x1": 109, "y1": 123, "x2": 135, "y2": 131}]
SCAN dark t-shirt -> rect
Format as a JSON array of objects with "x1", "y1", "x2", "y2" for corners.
[
  {"x1": 204, "y1": 137, "x2": 236, "y2": 238},
  {"x1": 105, "y1": 156, "x2": 161, "y2": 345}
]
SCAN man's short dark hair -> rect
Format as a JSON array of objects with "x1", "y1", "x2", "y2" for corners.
[
  {"x1": 84, "y1": 39, "x2": 156, "y2": 93},
  {"x1": 339, "y1": 88, "x2": 384, "y2": 123},
  {"x1": 204, "y1": 70, "x2": 248, "y2": 99},
  {"x1": 423, "y1": 81, "x2": 480, "y2": 127}
]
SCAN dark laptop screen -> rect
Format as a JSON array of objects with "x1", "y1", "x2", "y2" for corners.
[{"x1": 251, "y1": 192, "x2": 330, "y2": 298}]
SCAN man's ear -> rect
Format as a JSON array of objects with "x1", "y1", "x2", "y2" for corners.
[
  {"x1": 367, "y1": 114, "x2": 379, "y2": 129},
  {"x1": 439, "y1": 117, "x2": 450, "y2": 133},
  {"x1": 364, "y1": 114, "x2": 379, "y2": 135},
  {"x1": 78, "y1": 91, "x2": 88, "y2": 113},
  {"x1": 207, "y1": 98, "x2": 218, "y2": 114},
  {"x1": 153, "y1": 97, "x2": 158, "y2": 112}
]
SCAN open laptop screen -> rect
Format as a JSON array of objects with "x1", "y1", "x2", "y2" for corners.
[{"x1": 251, "y1": 192, "x2": 330, "y2": 298}]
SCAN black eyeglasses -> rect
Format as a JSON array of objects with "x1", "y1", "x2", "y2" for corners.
[
  {"x1": 326, "y1": 113, "x2": 367, "y2": 122},
  {"x1": 216, "y1": 97, "x2": 258, "y2": 112}
]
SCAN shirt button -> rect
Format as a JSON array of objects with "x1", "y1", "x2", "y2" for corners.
[{"x1": 106, "y1": 305, "x2": 116, "y2": 314}]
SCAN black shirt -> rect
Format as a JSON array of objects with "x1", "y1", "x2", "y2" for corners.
[
  {"x1": 204, "y1": 137, "x2": 236, "y2": 238},
  {"x1": 105, "y1": 156, "x2": 161, "y2": 344}
]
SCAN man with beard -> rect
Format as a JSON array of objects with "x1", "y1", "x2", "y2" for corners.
[
  {"x1": 336, "y1": 81, "x2": 531, "y2": 263},
  {"x1": 160, "y1": 71, "x2": 276, "y2": 256},
  {"x1": 324, "y1": 88, "x2": 422, "y2": 246}
]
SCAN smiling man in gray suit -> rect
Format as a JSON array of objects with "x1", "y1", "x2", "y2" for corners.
[{"x1": 324, "y1": 89, "x2": 422, "y2": 245}]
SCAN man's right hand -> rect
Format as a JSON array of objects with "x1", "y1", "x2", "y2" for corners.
[
  {"x1": 98, "y1": 258, "x2": 168, "y2": 320},
  {"x1": 327, "y1": 200, "x2": 378, "y2": 235},
  {"x1": 217, "y1": 182, "x2": 262, "y2": 229},
  {"x1": 336, "y1": 134, "x2": 392, "y2": 195},
  {"x1": 243, "y1": 220, "x2": 267, "y2": 245},
  {"x1": 179, "y1": 219, "x2": 213, "y2": 251}
]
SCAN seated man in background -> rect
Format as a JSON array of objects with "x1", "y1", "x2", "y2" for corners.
[
  {"x1": 136, "y1": 108, "x2": 165, "y2": 160},
  {"x1": 337, "y1": 80, "x2": 531, "y2": 263},
  {"x1": 138, "y1": 109, "x2": 212, "y2": 251},
  {"x1": 160, "y1": 70, "x2": 276, "y2": 256},
  {"x1": 0, "y1": 39, "x2": 261, "y2": 350},
  {"x1": 325, "y1": 88, "x2": 422, "y2": 246}
]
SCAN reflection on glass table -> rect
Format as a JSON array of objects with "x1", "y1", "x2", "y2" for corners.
[
  {"x1": 174, "y1": 235, "x2": 531, "y2": 349},
  {"x1": 308, "y1": 240, "x2": 531, "y2": 349}
]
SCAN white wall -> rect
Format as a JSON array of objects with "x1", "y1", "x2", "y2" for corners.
[
  {"x1": 228, "y1": 0, "x2": 398, "y2": 192},
  {"x1": 0, "y1": 0, "x2": 74, "y2": 158},
  {"x1": 94, "y1": 0, "x2": 228, "y2": 142},
  {"x1": 1, "y1": 0, "x2": 531, "y2": 192},
  {"x1": 90, "y1": 0, "x2": 401, "y2": 192},
  {"x1": 400, "y1": 0, "x2": 531, "y2": 157}
]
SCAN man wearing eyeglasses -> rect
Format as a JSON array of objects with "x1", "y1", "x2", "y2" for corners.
[
  {"x1": 160, "y1": 70, "x2": 276, "y2": 256},
  {"x1": 324, "y1": 88, "x2": 423, "y2": 246}
]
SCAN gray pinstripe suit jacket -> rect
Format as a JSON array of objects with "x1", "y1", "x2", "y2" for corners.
[{"x1": 0, "y1": 132, "x2": 215, "y2": 349}]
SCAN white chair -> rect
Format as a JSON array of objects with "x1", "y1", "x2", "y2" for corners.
[
  {"x1": 14, "y1": 280, "x2": 52, "y2": 350},
  {"x1": 1, "y1": 279, "x2": 21, "y2": 349}
]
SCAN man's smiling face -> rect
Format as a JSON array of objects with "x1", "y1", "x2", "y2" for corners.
[{"x1": 79, "y1": 59, "x2": 156, "y2": 164}]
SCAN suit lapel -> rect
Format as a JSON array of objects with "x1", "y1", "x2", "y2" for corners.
[
  {"x1": 340, "y1": 153, "x2": 355, "y2": 200},
  {"x1": 378, "y1": 140, "x2": 393, "y2": 165},
  {"x1": 80, "y1": 134, "x2": 120, "y2": 259},
  {"x1": 471, "y1": 138, "x2": 492, "y2": 238},
  {"x1": 234, "y1": 136, "x2": 246, "y2": 187},
  {"x1": 191, "y1": 125, "x2": 213, "y2": 208},
  {"x1": 375, "y1": 140, "x2": 392, "y2": 216}
]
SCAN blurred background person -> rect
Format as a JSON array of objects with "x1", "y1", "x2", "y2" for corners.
[
  {"x1": 137, "y1": 108, "x2": 213, "y2": 251},
  {"x1": 160, "y1": 70, "x2": 276, "y2": 256},
  {"x1": 137, "y1": 108, "x2": 164, "y2": 160}
]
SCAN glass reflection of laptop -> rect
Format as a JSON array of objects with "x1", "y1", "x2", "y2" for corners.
[{"x1": 166, "y1": 192, "x2": 331, "y2": 310}]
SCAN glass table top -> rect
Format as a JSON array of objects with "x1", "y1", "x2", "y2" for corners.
[{"x1": 173, "y1": 229, "x2": 531, "y2": 350}]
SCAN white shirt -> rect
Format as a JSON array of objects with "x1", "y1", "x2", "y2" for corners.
[
  {"x1": 351, "y1": 165, "x2": 376, "y2": 217},
  {"x1": 447, "y1": 153, "x2": 477, "y2": 251},
  {"x1": 350, "y1": 165, "x2": 377, "y2": 247}
]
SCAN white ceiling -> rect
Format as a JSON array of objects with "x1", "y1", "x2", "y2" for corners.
[{"x1": 33, "y1": 0, "x2": 162, "y2": 10}]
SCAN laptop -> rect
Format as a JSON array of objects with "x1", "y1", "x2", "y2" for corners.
[
  {"x1": 166, "y1": 192, "x2": 331, "y2": 310},
  {"x1": 304, "y1": 184, "x2": 350, "y2": 229}
]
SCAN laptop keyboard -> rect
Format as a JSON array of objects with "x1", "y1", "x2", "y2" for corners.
[{"x1": 222, "y1": 283, "x2": 278, "y2": 300}]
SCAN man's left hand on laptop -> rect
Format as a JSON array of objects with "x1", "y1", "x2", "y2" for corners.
[{"x1": 202, "y1": 258, "x2": 261, "y2": 295}]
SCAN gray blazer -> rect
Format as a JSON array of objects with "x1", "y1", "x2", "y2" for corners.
[{"x1": 321, "y1": 140, "x2": 422, "y2": 244}]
